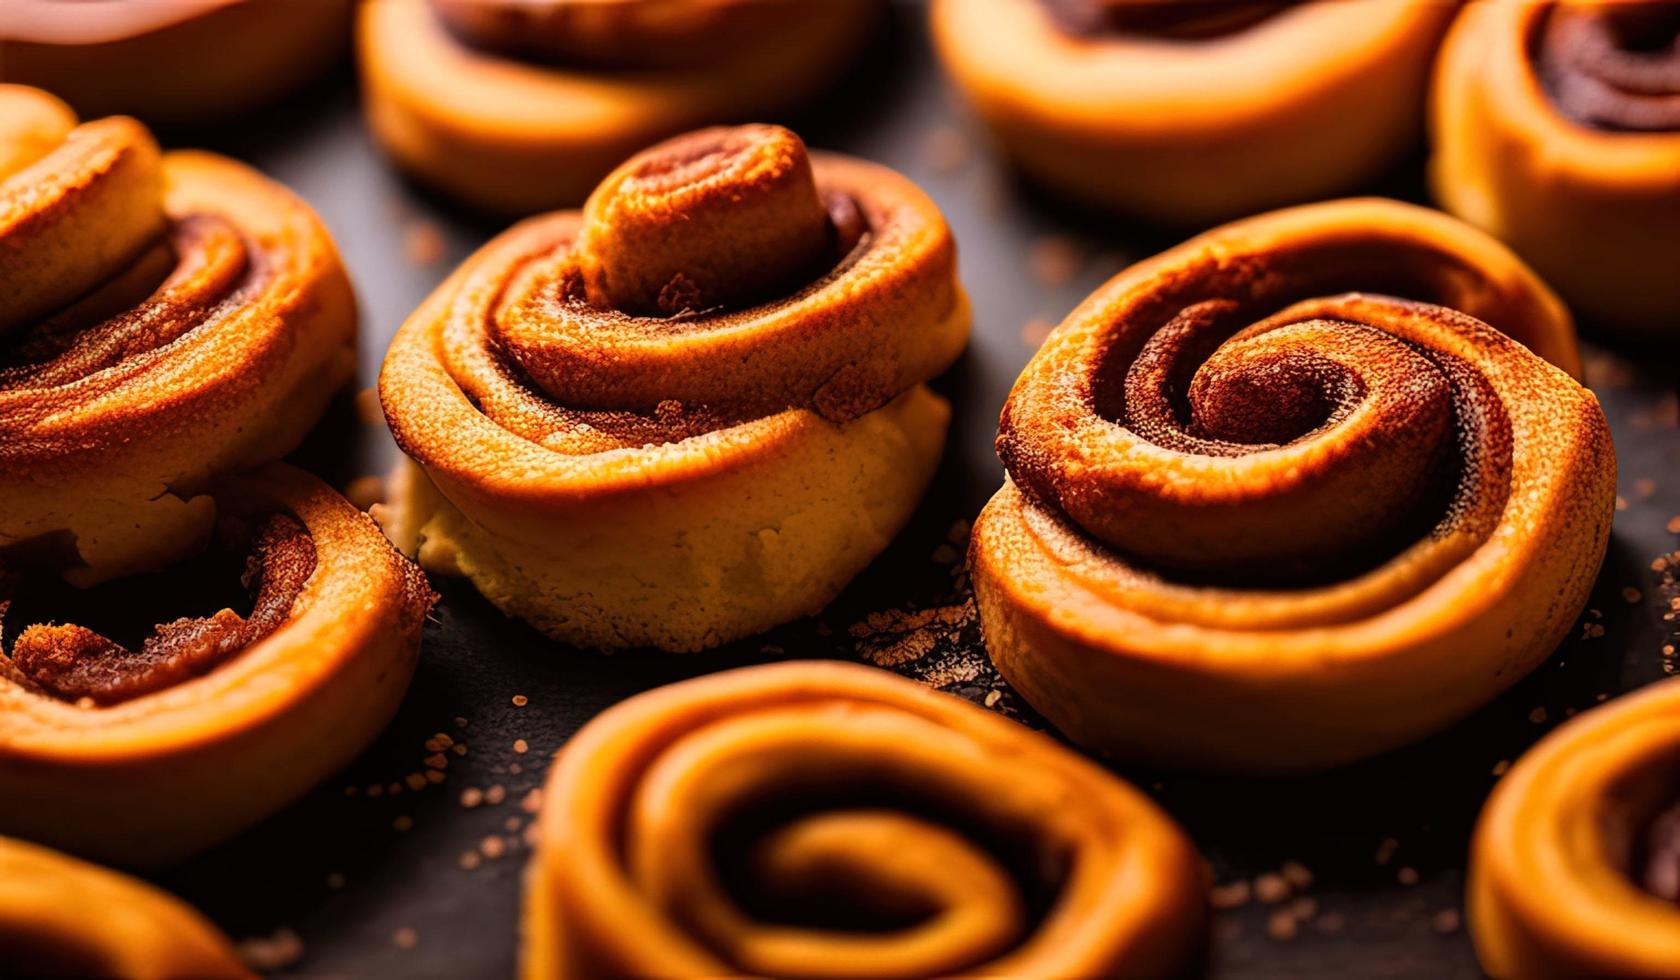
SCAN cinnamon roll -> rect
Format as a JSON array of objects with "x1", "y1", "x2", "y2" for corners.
[
  {"x1": 1470, "y1": 677, "x2": 1680, "y2": 977},
  {"x1": 970, "y1": 198, "x2": 1615, "y2": 772},
  {"x1": 0, "y1": 836, "x2": 248, "y2": 978},
  {"x1": 522, "y1": 660, "x2": 1207, "y2": 978},
  {"x1": 379, "y1": 124, "x2": 968, "y2": 652},
  {"x1": 1432, "y1": 0, "x2": 1680, "y2": 333},
  {"x1": 930, "y1": 0, "x2": 1454, "y2": 225},
  {"x1": 0, "y1": 0, "x2": 351, "y2": 124},
  {"x1": 357, "y1": 0, "x2": 879, "y2": 214},
  {"x1": 0, "y1": 84, "x2": 356, "y2": 586},
  {"x1": 0, "y1": 464, "x2": 434, "y2": 866}
]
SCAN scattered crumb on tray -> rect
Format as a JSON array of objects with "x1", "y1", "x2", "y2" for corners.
[
  {"x1": 1028, "y1": 235, "x2": 1086, "y2": 288},
  {"x1": 236, "y1": 927, "x2": 304, "y2": 972},
  {"x1": 924, "y1": 125, "x2": 972, "y2": 175},
  {"x1": 1020, "y1": 317, "x2": 1054, "y2": 349}
]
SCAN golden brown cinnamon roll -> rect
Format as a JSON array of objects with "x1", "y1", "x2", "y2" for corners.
[
  {"x1": 0, "y1": 464, "x2": 434, "y2": 866},
  {"x1": 0, "y1": 836, "x2": 249, "y2": 978},
  {"x1": 1431, "y1": 0, "x2": 1680, "y2": 332},
  {"x1": 357, "y1": 0, "x2": 879, "y2": 214},
  {"x1": 1432, "y1": 0, "x2": 1680, "y2": 333},
  {"x1": 930, "y1": 0, "x2": 1455, "y2": 225},
  {"x1": 379, "y1": 124, "x2": 968, "y2": 652},
  {"x1": 1470, "y1": 677, "x2": 1680, "y2": 977},
  {"x1": 0, "y1": 0, "x2": 351, "y2": 124},
  {"x1": 522, "y1": 660, "x2": 1207, "y2": 978},
  {"x1": 0, "y1": 85, "x2": 356, "y2": 586},
  {"x1": 970, "y1": 198, "x2": 1615, "y2": 772}
]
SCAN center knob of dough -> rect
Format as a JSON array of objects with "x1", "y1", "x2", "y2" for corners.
[{"x1": 576, "y1": 124, "x2": 834, "y2": 317}]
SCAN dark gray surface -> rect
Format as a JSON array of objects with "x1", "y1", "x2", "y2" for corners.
[{"x1": 130, "y1": 8, "x2": 1680, "y2": 977}]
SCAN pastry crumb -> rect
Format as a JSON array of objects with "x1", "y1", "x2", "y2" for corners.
[
  {"x1": 1210, "y1": 880, "x2": 1252, "y2": 909},
  {"x1": 1254, "y1": 873, "x2": 1290, "y2": 904},
  {"x1": 235, "y1": 928, "x2": 304, "y2": 972}
]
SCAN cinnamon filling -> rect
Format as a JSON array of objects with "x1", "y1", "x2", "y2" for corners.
[
  {"x1": 430, "y1": 0, "x2": 795, "y2": 69},
  {"x1": 1537, "y1": 2, "x2": 1680, "y2": 131},
  {"x1": 999, "y1": 239, "x2": 1519, "y2": 588},
  {"x1": 0, "y1": 514, "x2": 316, "y2": 706},
  {"x1": 1040, "y1": 0, "x2": 1298, "y2": 39},
  {"x1": 0, "y1": 215, "x2": 253, "y2": 391},
  {"x1": 1642, "y1": 797, "x2": 1680, "y2": 903},
  {"x1": 486, "y1": 125, "x2": 876, "y2": 445}
]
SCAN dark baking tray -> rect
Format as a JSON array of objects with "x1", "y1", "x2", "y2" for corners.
[{"x1": 115, "y1": 7, "x2": 1679, "y2": 977}]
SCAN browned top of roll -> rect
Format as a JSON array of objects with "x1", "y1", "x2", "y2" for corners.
[
  {"x1": 996, "y1": 198, "x2": 1589, "y2": 588},
  {"x1": 382, "y1": 123, "x2": 967, "y2": 480},
  {"x1": 0, "y1": 83, "x2": 352, "y2": 478},
  {"x1": 1537, "y1": 0, "x2": 1680, "y2": 131}
]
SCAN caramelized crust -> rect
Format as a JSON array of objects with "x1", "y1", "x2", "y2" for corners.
[
  {"x1": 1470, "y1": 677, "x2": 1680, "y2": 977},
  {"x1": 0, "y1": 85, "x2": 356, "y2": 585},
  {"x1": 930, "y1": 0, "x2": 1453, "y2": 224},
  {"x1": 358, "y1": 0, "x2": 878, "y2": 213},
  {"x1": 379, "y1": 126, "x2": 967, "y2": 651},
  {"x1": 0, "y1": 465, "x2": 435, "y2": 866},
  {"x1": 1431, "y1": 0, "x2": 1680, "y2": 332},
  {"x1": 522, "y1": 661, "x2": 1207, "y2": 978},
  {"x1": 7, "y1": 515, "x2": 316, "y2": 706},
  {"x1": 971, "y1": 198, "x2": 1613, "y2": 772}
]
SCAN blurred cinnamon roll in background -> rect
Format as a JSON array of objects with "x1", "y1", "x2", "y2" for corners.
[
  {"x1": 0, "y1": 836, "x2": 248, "y2": 978},
  {"x1": 358, "y1": 0, "x2": 880, "y2": 214},
  {"x1": 1432, "y1": 0, "x2": 1680, "y2": 333},
  {"x1": 1470, "y1": 676, "x2": 1680, "y2": 977},
  {"x1": 0, "y1": 0, "x2": 351, "y2": 124},
  {"x1": 931, "y1": 0, "x2": 1454, "y2": 225}
]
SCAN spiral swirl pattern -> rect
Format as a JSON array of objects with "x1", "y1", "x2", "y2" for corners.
[
  {"x1": 0, "y1": 465, "x2": 433, "y2": 866},
  {"x1": 971, "y1": 198, "x2": 1614, "y2": 772},
  {"x1": 1538, "y1": 0, "x2": 1680, "y2": 132},
  {"x1": 381, "y1": 125, "x2": 967, "y2": 651},
  {"x1": 1431, "y1": 0, "x2": 1680, "y2": 332},
  {"x1": 0, "y1": 85, "x2": 356, "y2": 585},
  {"x1": 1470, "y1": 677, "x2": 1680, "y2": 977},
  {"x1": 523, "y1": 660, "x2": 1207, "y2": 978}
]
